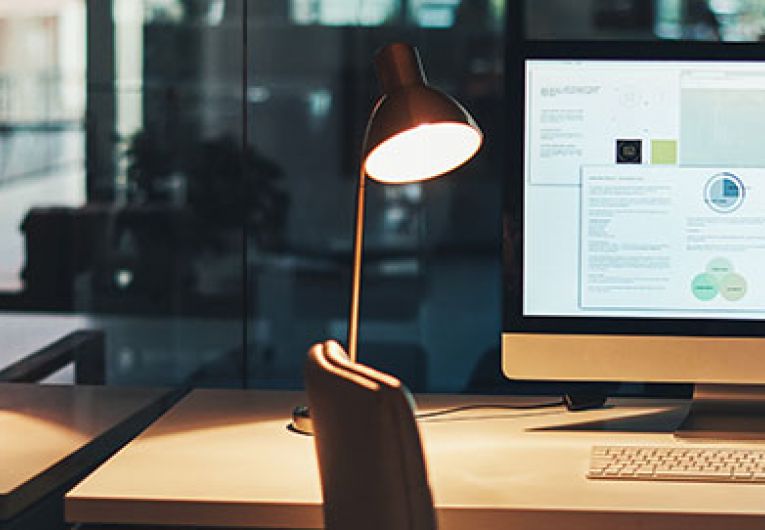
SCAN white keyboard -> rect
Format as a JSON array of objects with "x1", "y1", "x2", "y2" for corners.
[{"x1": 588, "y1": 445, "x2": 765, "y2": 483}]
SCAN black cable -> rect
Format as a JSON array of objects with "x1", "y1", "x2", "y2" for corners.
[{"x1": 415, "y1": 400, "x2": 565, "y2": 420}]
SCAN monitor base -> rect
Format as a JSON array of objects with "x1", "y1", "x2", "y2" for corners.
[{"x1": 675, "y1": 384, "x2": 765, "y2": 442}]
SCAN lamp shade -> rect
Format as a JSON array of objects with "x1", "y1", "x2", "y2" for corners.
[{"x1": 361, "y1": 43, "x2": 483, "y2": 184}]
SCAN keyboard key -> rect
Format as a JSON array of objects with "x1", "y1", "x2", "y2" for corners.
[{"x1": 655, "y1": 469, "x2": 727, "y2": 479}]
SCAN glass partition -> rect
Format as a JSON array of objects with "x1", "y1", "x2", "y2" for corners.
[
  {"x1": 1, "y1": 0, "x2": 763, "y2": 391},
  {"x1": 526, "y1": 0, "x2": 765, "y2": 41},
  {"x1": 0, "y1": 0, "x2": 246, "y2": 387},
  {"x1": 244, "y1": 0, "x2": 504, "y2": 391}
]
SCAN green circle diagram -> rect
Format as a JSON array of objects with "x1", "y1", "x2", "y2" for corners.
[
  {"x1": 692, "y1": 273, "x2": 718, "y2": 301},
  {"x1": 719, "y1": 273, "x2": 747, "y2": 301}
]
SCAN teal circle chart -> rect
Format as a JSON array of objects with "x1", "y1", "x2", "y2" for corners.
[
  {"x1": 691, "y1": 273, "x2": 718, "y2": 301},
  {"x1": 693, "y1": 258, "x2": 748, "y2": 302},
  {"x1": 719, "y1": 273, "x2": 747, "y2": 301},
  {"x1": 704, "y1": 172, "x2": 745, "y2": 213}
]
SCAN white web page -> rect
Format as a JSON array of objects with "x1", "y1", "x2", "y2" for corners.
[{"x1": 523, "y1": 59, "x2": 765, "y2": 319}]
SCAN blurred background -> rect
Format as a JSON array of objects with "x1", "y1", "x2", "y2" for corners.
[{"x1": 0, "y1": 0, "x2": 762, "y2": 391}]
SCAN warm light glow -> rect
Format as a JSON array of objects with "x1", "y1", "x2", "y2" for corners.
[
  {"x1": 1, "y1": 410, "x2": 87, "y2": 491},
  {"x1": 364, "y1": 122, "x2": 482, "y2": 183}
]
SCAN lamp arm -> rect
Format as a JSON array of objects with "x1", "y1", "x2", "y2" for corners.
[{"x1": 347, "y1": 166, "x2": 367, "y2": 364}]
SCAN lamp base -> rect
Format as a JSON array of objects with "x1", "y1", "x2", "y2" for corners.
[{"x1": 290, "y1": 405, "x2": 314, "y2": 435}]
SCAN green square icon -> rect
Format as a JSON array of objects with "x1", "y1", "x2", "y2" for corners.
[{"x1": 651, "y1": 139, "x2": 677, "y2": 165}]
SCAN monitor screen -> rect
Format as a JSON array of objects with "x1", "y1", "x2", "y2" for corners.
[{"x1": 522, "y1": 58, "x2": 765, "y2": 323}]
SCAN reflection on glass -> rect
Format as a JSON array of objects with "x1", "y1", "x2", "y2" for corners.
[
  {"x1": 289, "y1": 0, "x2": 397, "y2": 26},
  {"x1": 0, "y1": 0, "x2": 85, "y2": 290},
  {"x1": 245, "y1": 0, "x2": 504, "y2": 392},
  {"x1": 0, "y1": 0, "x2": 250, "y2": 388},
  {"x1": 286, "y1": 0, "x2": 503, "y2": 28},
  {"x1": 526, "y1": 0, "x2": 765, "y2": 41},
  {"x1": 5, "y1": 0, "x2": 762, "y2": 393}
]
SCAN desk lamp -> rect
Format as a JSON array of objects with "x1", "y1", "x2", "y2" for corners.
[{"x1": 292, "y1": 42, "x2": 482, "y2": 434}]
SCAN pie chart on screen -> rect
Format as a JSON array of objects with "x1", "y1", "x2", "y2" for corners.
[{"x1": 704, "y1": 172, "x2": 745, "y2": 213}]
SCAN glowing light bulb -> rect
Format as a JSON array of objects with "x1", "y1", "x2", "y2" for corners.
[{"x1": 364, "y1": 122, "x2": 482, "y2": 184}]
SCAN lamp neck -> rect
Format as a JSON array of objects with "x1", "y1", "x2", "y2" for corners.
[{"x1": 347, "y1": 168, "x2": 367, "y2": 363}]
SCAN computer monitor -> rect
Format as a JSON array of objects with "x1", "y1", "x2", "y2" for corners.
[{"x1": 502, "y1": 42, "x2": 765, "y2": 440}]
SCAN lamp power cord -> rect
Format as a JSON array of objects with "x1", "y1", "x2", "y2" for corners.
[
  {"x1": 415, "y1": 399, "x2": 565, "y2": 420},
  {"x1": 415, "y1": 392, "x2": 608, "y2": 420}
]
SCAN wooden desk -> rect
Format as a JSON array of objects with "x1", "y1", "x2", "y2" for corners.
[
  {"x1": 0, "y1": 383, "x2": 177, "y2": 529},
  {"x1": 65, "y1": 390, "x2": 765, "y2": 530}
]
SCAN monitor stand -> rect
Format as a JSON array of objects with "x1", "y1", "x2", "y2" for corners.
[{"x1": 675, "y1": 384, "x2": 765, "y2": 442}]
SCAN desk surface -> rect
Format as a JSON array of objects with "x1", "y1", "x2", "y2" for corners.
[
  {"x1": 0, "y1": 383, "x2": 173, "y2": 521},
  {"x1": 66, "y1": 390, "x2": 765, "y2": 530}
]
